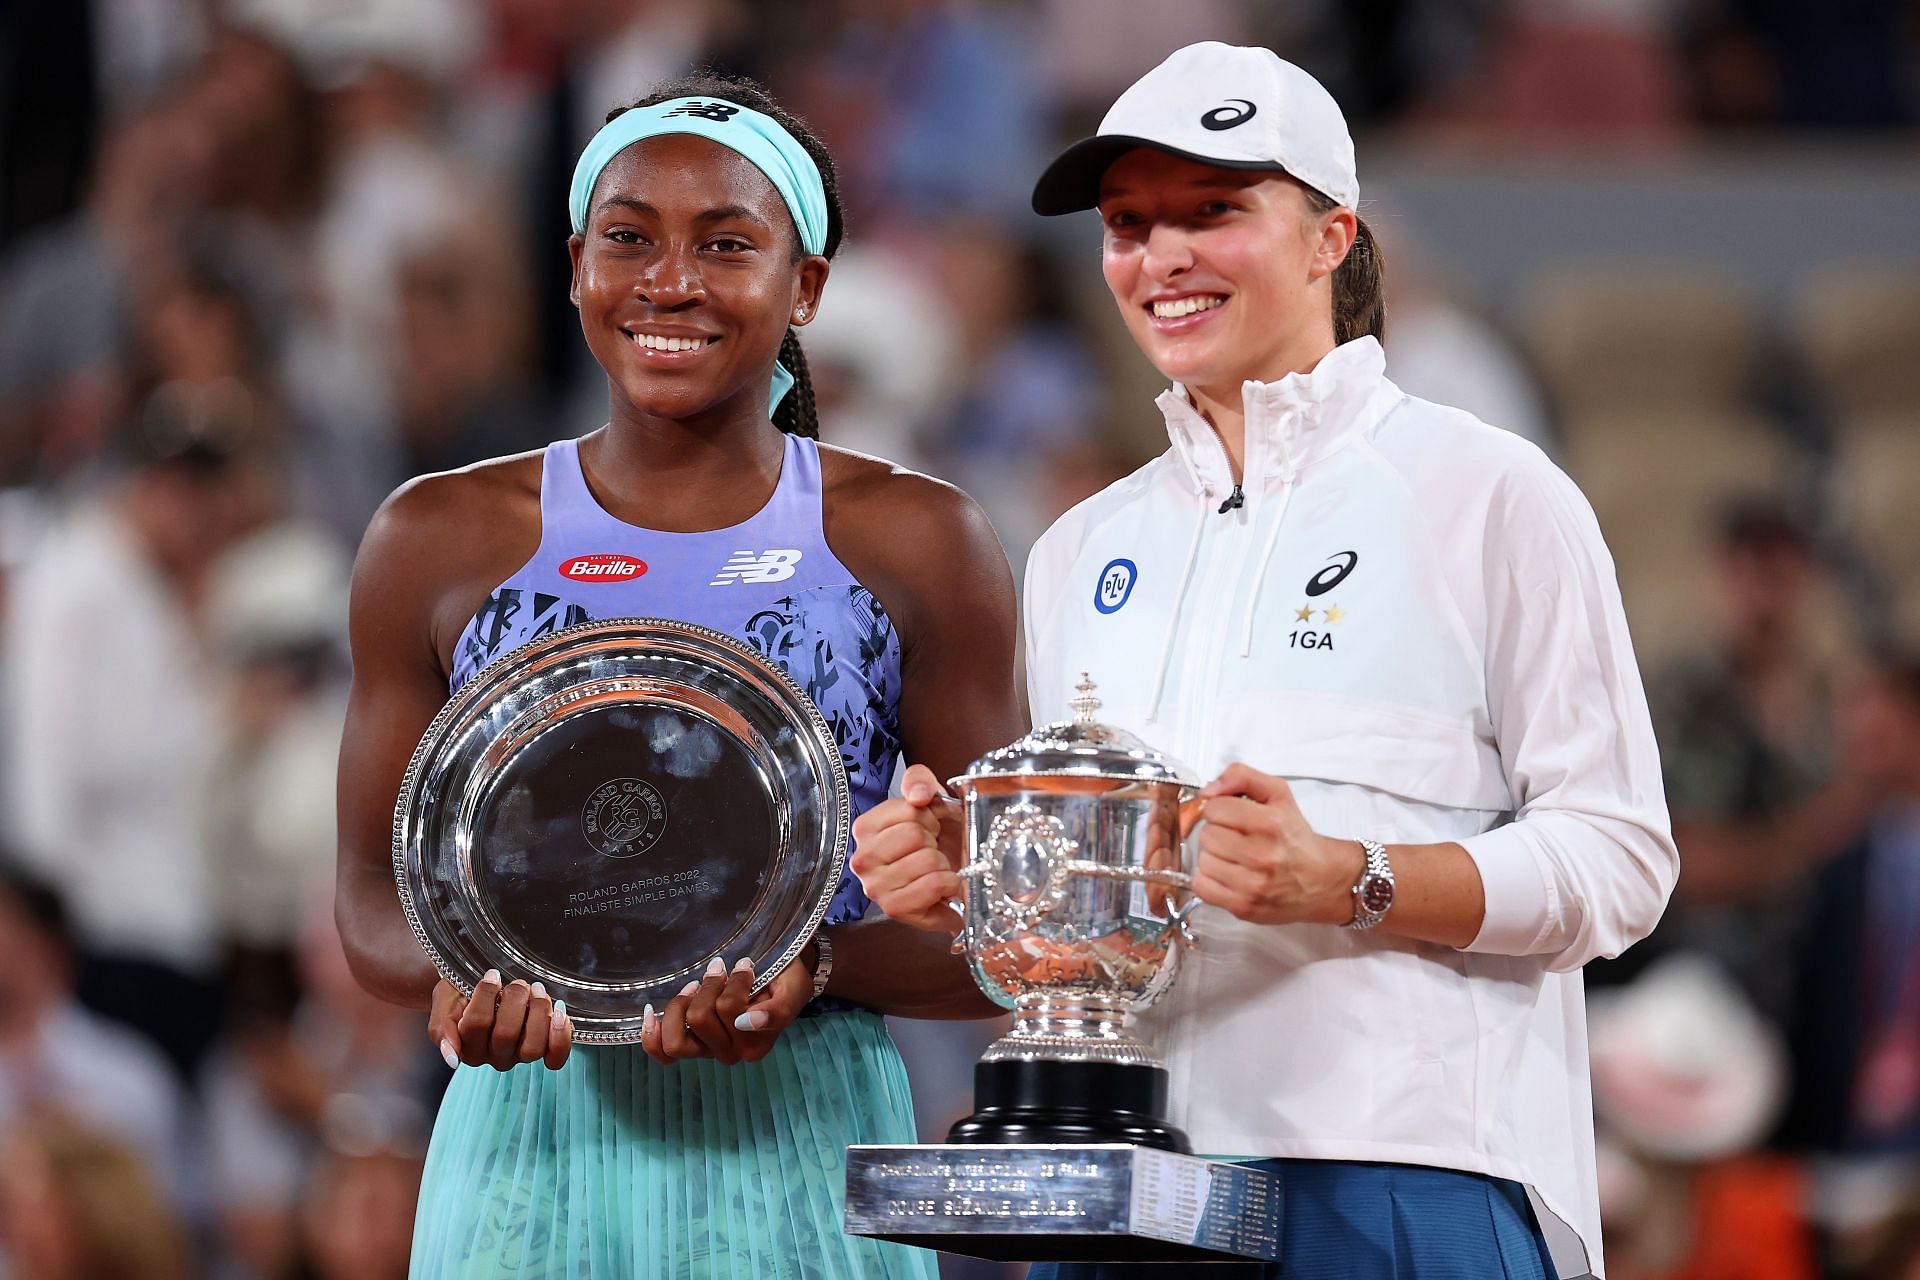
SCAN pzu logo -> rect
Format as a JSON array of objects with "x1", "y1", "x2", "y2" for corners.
[
  {"x1": 664, "y1": 101, "x2": 740, "y2": 122},
  {"x1": 1094, "y1": 559, "x2": 1137, "y2": 615}
]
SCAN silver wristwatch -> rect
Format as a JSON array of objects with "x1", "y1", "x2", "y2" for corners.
[
  {"x1": 807, "y1": 931, "x2": 834, "y2": 1002},
  {"x1": 1346, "y1": 840, "x2": 1395, "y2": 931}
]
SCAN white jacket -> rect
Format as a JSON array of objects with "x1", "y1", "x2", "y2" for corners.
[{"x1": 1022, "y1": 336, "x2": 1677, "y2": 1277}]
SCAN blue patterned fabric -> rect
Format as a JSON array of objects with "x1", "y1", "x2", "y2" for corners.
[{"x1": 1027, "y1": 1159, "x2": 1560, "y2": 1280}]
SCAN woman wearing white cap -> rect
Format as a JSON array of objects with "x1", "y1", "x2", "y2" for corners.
[{"x1": 850, "y1": 41, "x2": 1677, "y2": 1278}]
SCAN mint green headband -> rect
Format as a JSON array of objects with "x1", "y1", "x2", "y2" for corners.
[{"x1": 570, "y1": 96, "x2": 829, "y2": 416}]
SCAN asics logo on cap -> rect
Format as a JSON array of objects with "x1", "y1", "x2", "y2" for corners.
[{"x1": 1200, "y1": 99, "x2": 1258, "y2": 130}]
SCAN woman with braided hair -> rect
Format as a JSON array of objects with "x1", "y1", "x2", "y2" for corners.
[{"x1": 334, "y1": 73, "x2": 1023, "y2": 1277}]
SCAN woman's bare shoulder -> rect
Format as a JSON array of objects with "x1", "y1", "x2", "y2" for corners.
[{"x1": 350, "y1": 449, "x2": 549, "y2": 666}]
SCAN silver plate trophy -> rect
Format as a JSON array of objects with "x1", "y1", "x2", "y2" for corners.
[
  {"x1": 846, "y1": 676, "x2": 1283, "y2": 1263},
  {"x1": 393, "y1": 617, "x2": 848, "y2": 1044}
]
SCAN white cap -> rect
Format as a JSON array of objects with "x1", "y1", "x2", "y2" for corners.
[{"x1": 1032, "y1": 42, "x2": 1357, "y2": 215}]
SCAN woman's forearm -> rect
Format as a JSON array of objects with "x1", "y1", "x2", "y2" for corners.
[
  {"x1": 336, "y1": 862, "x2": 441, "y2": 1011},
  {"x1": 1367, "y1": 840, "x2": 1486, "y2": 951},
  {"x1": 823, "y1": 915, "x2": 1002, "y2": 1019}
]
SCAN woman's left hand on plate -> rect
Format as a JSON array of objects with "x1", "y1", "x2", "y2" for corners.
[
  {"x1": 1189, "y1": 763, "x2": 1365, "y2": 927},
  {"x1": 641, "y1": 948, "x2": 815, "y2": 1067}
]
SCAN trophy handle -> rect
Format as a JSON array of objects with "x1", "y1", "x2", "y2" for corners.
[
  {"x1": 1159, "y1": 895, "x2": 1200, "y2": 950},
  {"x1": 945, "y1": 896, "x2": 969, "y2": 955}
]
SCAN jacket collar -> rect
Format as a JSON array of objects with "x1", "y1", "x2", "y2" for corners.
[{"x1": 1157, "y1": 335, "x2": 1399, "y2": 499}]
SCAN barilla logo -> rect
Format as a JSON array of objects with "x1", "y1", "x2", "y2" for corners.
[{"x1": 559, "y1": 554, "x2": 648, "y2": 582}]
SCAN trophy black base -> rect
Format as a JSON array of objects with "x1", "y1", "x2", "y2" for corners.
[
  {"x1": 947, "y1": 1059, "x2": 1192, "y2": 1154},
  {"x1": 844, "y1": 1143, "x2": 1283, "y2": 1263}
]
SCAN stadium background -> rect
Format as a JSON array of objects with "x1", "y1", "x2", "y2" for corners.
[{"x1": 1, "y1": 1, "x2": 1917, "y2": 1276}]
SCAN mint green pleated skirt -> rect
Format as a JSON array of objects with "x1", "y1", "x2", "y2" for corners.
[{"x1": 411, "y1": 1010, "x2": 937, "y2": 1280}]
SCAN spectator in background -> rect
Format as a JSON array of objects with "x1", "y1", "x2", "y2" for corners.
[
  {"x1": 1425, "y1": 0, "x2": 1690, "y2": 142},
  {"x1": 297, "y1": 1148, "x2": 423, "y2": 1280},
  {"x1": 796, "y1": 241, "x2": 959, "y2": 468},
  {"x1": 1381, "y1": 222, "x2": 1555, "y2": 455},
  {"x1": 203, "y1": 896, "x2": 440, "y2": 1280},
  {"x1": 0, "y1": 1111, "x2": 192, "y2": 1280},
  {"x1": 264, "y1": 0, "x2": 514, "y2": 538},
  {"x1": 1, "y1": 405, "x2": 268, "y2": 1080},
  {"x1": 0, "y1": 867, "x2": 196, "y2": 1216},
  {"x1": 386, "y1": 215, "x2": 545, "y2": 477},
  {"x1": 1681, "y1": 0, "x2": 1917, "y2": 130},
  {"x1": 924, "y1": 228, "x2": 1108, "y2": 564},
  {"x1": 784, "y1": 0, "x2": 1051, "y2": 223},
  {"x1": 1589, "y1": 955, "x2": 1815, "y2": 1280},
  {"x1": 1597, "y1": 499, "x2": 1872, "y2": 1021},
  {"x1": 180, "y1": 26, "x2": 323, "y2": 239},
  {"x1": 1782, "y1": 648, "x2": 1920, "y2": 1159},
  {"x1": 205, "y1": 523, "x2": 353, "y2": 964},
  {"x1": 0, "y1": 95, "x2": 215, "y2": 485}
]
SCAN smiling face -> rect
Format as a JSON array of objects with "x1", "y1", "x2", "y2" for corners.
[
  {"x1": 569, "y1": 133, "x2": 827, "y2": 423},
  {"x1": 1098, "y1": 147, "x2": 1354, "y2": 394}
]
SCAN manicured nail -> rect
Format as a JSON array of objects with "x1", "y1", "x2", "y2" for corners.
[
  {"x1": 530, "y1": 982, "x2": 547, "y2": 999},
  {"x1": 732, "y1": 957, "x2": 754, "y2": 974},
  {"x1": 909, "y1": 784, "x2": 932, "y2": 803},
  {"x1": 553, "y1": 1000, "x2": 568, "y2": 1033},
  {"x1": 734, "y1": 1010, "x2": 770, "y2": 1031},
  {"x1": 641, "y1": 1003, "x2": 654, "y2": 1035},
  {"x1": 441, "y1": 1038, "x2": 459, "y2": 1069},
  {"x1": 704, "y1": 956, "x2": 726, "y2": 979},
  {"x1": 680, "y1": 981, "x2": 700, "y2": 998},
  {"x1": 481, "y1": 968, "x2": 501, "y2": 987}
]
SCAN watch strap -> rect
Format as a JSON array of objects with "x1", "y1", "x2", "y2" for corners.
[
  {"x1": 1346, "y1": 839, "x2": 1394, "y2": 931},
  {"x1": 807, "y1": 931, "x2": 834, "y2": 1002}
]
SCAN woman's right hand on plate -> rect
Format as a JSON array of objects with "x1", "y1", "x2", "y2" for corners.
[
  {"x1": 430, "y1": 971, "x2": 573, "y2": 1072},
  {"x1": 849, "y1": 763, "x2": 966, "y2": 933}
]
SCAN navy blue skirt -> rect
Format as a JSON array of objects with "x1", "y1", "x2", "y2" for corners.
[{"x1": 1027, "y1": 1159, "x2": 1559, "y2": 1280}]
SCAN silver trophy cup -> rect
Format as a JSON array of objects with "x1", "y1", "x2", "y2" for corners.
[
  {"x1": 945, "y1": 674, "x2": 1201, "y2": 1152},
  {"x1": 842, "y1": 677, "x2": 1285, "y2": 1263}
]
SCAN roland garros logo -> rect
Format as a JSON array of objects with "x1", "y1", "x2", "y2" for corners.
[
  {"x1": 581, "y1": 779, "x2": 669, "y2": 858},
  {"x1": 560, "y1": 554, "x2": 648, "y2": 582}
]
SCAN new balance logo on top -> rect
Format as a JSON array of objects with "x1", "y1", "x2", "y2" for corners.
[{"x1": 710, "y1": 549, "x2": 803, "y2": 586}]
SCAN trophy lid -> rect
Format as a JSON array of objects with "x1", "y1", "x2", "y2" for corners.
[{"x1": 952, "y1": 674, "x2": 1200, "y2": 789}]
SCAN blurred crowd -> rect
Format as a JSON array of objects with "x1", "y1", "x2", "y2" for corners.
[{"x1": 0, "y1": 1, "x2": 1916, "y2": 1277}]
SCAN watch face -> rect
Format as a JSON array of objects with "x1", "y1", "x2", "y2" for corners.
[{"x1": 1359, "y1": 875, "x2": 1394, "y2": 916}]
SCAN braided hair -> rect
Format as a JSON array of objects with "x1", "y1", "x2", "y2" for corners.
[{"x1": 606, "y1": 73, "x2": 845, "y2": 439}]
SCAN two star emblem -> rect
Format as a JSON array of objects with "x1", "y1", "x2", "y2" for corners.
[{"x1": 1295, "y1": 603, "x2": 1345, "y2": 624}]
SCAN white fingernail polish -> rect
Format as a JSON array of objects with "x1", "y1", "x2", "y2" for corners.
[
  {"x1": 554, "y1": 1000, "x2": 569, "y2": 1032},
  {"x1": 641, "y1": 1002, "x2": 653, "y2": 1030},
  {"x1": 441, "y1": 1039, "x2": 459, "y2": 1069},
  {"x1": 732, "y1": 957, "x2": 754, "y2": 974},
  {"x1": 734, "y1": 1010, "x2": 770, "y2": 1031},
  {"x1": 530, "y1": 981, "x2": 547, "y2": 999},
  {"x1": 482, "y1": 969, "x2": 501, "y2": 986},
  {"x1": 680, "y1": 981, "x2": 700, "y2": 998},
  {"x1": 704, "y1": 955, "x2": 726, "y2": 979}
]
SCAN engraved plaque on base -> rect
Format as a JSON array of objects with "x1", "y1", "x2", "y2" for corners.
[
  {"x1": 392, "y1": 618, "x2": 848, "y2": 1044},
  {"x1": 844, "y1": 1144, "x2": 1282, "y2": 1263}
]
